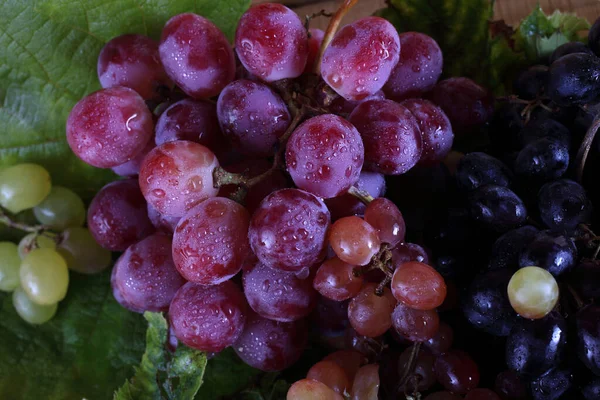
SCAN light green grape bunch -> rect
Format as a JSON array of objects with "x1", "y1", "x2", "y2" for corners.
[{"x1": 0, "y1": 163, "x2": 111, "y2": 325}]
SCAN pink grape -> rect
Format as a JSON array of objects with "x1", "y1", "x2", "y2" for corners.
[
  {"x1": 349, "y1": 99, "x2": 422, "y2": 175},
  {"x1": 384, "y1": 32, "x2": 443, "y2": 101},
  {"x1": 217, "y1": 79, "x2": 291, "y2": 156},
  {"x1": 321, "y1": 16, "x2": 400, "y2": 101},
  {"x1": 111, "y1": 139, "x2": 155, "y2": 177},
  {"x1": 287, "y1": 379, "x2": 344, "y2": 400},
  {"x1": 313, "y1": 256, "x2": 364, "y2": 301},
  {"x1": 88, "y1": 179, "x2": 154, "y2": 251},
  {"x1": 97, "y1": 34, "x2": 171, "y2": 100},
  {"x1": 242, "y1": 260, "x2": 318, "y2": 322},
  {"x1": 111, "y1": 233, "x2": 186, "y2": 313},
  {"x1": 234, "y1": 312, "x2": 308, "y2": 371},
  {"x1": 364, "y1": 198, "x2": 405, "y2": 246},
  {"x1": 169, "y1": 281, "x2": 247, "y2": 352},
  {"x1": 305, "y1": 28, "x2": 325, "y2": 73},
  {"x1": 348, "y1": 283, "x2": 396, "y2": 337},
  {"x1": 147, "y1": 203, "x2": 180, "y2": 234},
  {"x1": 66, "y1": 87, "x2": 154, "y2": 168},
  {"x1": 235, "y1": 3, "x2": 308, "y2": 82},
  {"x1": 391, "y1": 243, "x2": 430, "y2": 267},
  {"x1": 329, "y1": 216, "x2": 381, "y2": 266},
  {"x1": 139, "y1": 140, "x2": 219, "y2": 218},
  {"x1": 159, "y1": 13, "x2": 235, "y2": 98},
  {"x1": 325, "y1": 171, "x2": 386, "y2": 221},
  {"x1": 286, "y1": 114, "x2": 364, "y2": 198},
  {"x1": 249, "y1": 188, "x2": 330, "y2": 272},
  {"x1": 402, "y1": 98, "x2": 454, "y2": 166},
  {"x1": 172, "y1": 197, "x2": 250, "y2": 285}
]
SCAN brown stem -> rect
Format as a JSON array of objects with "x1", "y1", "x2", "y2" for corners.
[
  {"x1": 304, "y1": 10, "x2": 333, "y2": 31},
  {"x1": 576, "y1": 114, "x2": 600, "y2": 182},
  {"x1": 397, "y1": 342, "x2": 422, "y2": 393},
  {"x1": 348, "y1": 185, "x2": 374, "y2": 205},
  {"x1": 0, "y1": 209, "x2": 46, "y2": 233}
]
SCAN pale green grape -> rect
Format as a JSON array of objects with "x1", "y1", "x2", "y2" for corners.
[
  {"x1": 17, "y1": 233, "x2": 57, "y2": 260},
  {"x1": 33, "y1": 186, "x2": 85, "y2": 230},
  {"x1": 12, "y1": 286, "x2": 57, "y2": 324},
  {"x1": 507, "y1": 266, "x2": 559, "y2": 319},
  {"x1": 20, "y1": 248, "x2": 69, "y2": 305},
  {"x1": 0, "y1": 164, "x2": 51, "y2": 213},
  {"x1": 0, "y1": 242, "x2": 20, "y2": 292},
  {"x1": 58, "y1": 227, "x2": 111, "y2": 274}
]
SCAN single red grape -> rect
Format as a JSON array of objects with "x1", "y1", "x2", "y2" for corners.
[
  {"x1": 364, "y1": 198, "x2": 406, "y2": 246},
  {"x1": 434, "y1": 350, "x2": 480, "y2": 394},
  {"x1": 329, "y1": 216, "x2": 381, "y2": 266},
  {"x1": 348, "y1": 283, "x2": 396, "y2": 337},
  {"x1": 392, "y1": 303, "x2": 440, "y2": 342},
  {"x1": 313, "y1": 256, "x2": 364, "y2": 301},
  {"x1": 391, "y1": 261, "x2": 447, "y2": 310}
]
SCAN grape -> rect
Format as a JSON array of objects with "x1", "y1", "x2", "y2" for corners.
[
  {"x1": 32, "y1": 186, "x2": 85, "y2": 230},
  {"x1": 590, "y1": 17, "x2": 600, "y2": 56},
  {"x1": 111, "y1": 139, "x2": 155, "y2": 177},
  {"x1": 392, "y1": 303, "x2": 439, "y2": 342},
  {"x1": 243, "y1": 261, "x2": 317, "y2": 322},
  {"x1": 12, "y1": 287, "x2": 57, "y2": 325},
  {"x1": 391, "y1": 243, "x2": 430, "y2": 267},
  {"x1": 234, "y1": 312, "x2": 307, "y2": 371},
  {"x1": 529, "y1": 367, "x2": 573, "y2": 400},
  {"x1": 507, "y1": 266, "x2": 559, "y2": 320},
  {"x1": 321, "y1": 17, "x2": 400, "y2": 101},
  {"x1": 286, "y1": 379, "x2": 344, "y2": 400},
  {"x1": 569, "y1": 260, "x2": 600, "y2": 300},
  {"x1": 58, "y1": 227, "x2": 111, "y2": 275},
  {"x1": 0, "y1": 164, "x2": 51, "y2": 213},
  {"x1": 139, "y1": 140, "x2": 220, "y2": 218},
  {"x1": 159, "y1": 13, "x2": 235, "y2": 98},
  {"x1": 88, "y1": 179, "x2": 154, "y2": 251},
  {"x1": 0, "y1": 242, "x2": 20, "y2": 292},
  {"x1": 286, "y1": 114, "x2": 364, "y2": 198},
  {"x1": 345, "y1": 327, "x2": 385, "y2": 357},
  {"x1": 518, "y1": 119, "x2": 570, "y2": 148},
  {"x1": 313, "y1": 257, "x2": 363, "y2": 301},
  {"x1": 464, "y1": 389, "x2": 502, "y2": 400},
  {"x1": 349, "y1": 99, "x2": 422, "y2": 175},
  {"x1": 424, "y1": 321, "x2": 454, "y2": 355},
  {"x1": 17, "y1": 233, "x2": 56, "y2": 259},
  {"x1": 325, "y1": 90, "x2": 386, "y2": 116},
  {"x1": 392, "y1": 261, "x2": 446, "y2": 310},
  {"x1": 456, "y1": 152, "x2": 513, "y2": 192},
  {"x1": 350, "y1": 364, "x2": 379, "y2": 400},
  {"x1": 468, "y1": 185, "x2": 527, "y2": 232},
  {"x1": 323, "y1": 350, "x2": 366, "y2": 382},
  {"x1": 488, "y1": 226, "x2": 538, "y2": 271},
  {"x1": 97, "y1": 34, "x2": 171, "y2": 100},
  {"x1": 547, "y1": 53, "x2": 600, "y2": 106},
  {"x1": 514, "y1": 138, "x2": 569, "y2": 181},
  {"x1": 494, "y1": 370, "x2": 528, "y2": 400},
  {"x1": 325, "y1": 171, "x2": 386, "y2": 221},
  {"x1": 402, "y1": 99, "x2": 454, "y2": 166},
  {"x1": 513, "y1": 65, "x2": 548, "y2": 100},
  {"x1": 434, "y1": 350, "x2": 480, "y2": 394},
  {"x1": 307, "y1": 361, "x2": 351, "y2": 394},
  {"x1": 581, "y1": 378, "x2": 600, "y2": 400},
  {"x1": 66, "y1": 87, "x2": 154, "y2": 168},
  {"x1": 172, "y1": 197, "x2": 250, "y2": 285},
  {"x1": 549, "y1": 42, "x2": 594, "y2": 64},
  {"x1": 348, "y1": 283, "x2": 395, "y2": 337},
  {"x1": 20, "y1": 248, "x2": 69, "y2": 305},
  {"x1": 249, "y1": 188, "x2": 330, "y2": 272},
  {"x1": 518, "y1": 231, "x2": 576, "y2": 276},
  {"x1": 430, "y1": 77, "x2": 494, "y2": 133},
  {"x1": 398, "y1": 348, "x2": 437, "y2": 392},
  {"x1": 576, "y1": 304, "x2": 600, "y2": 375},
  {"x1": 462, "y1": 269, "x2": 517, "y2": 336},
  {"x1": 538, "y1": 179, "x2": 592, "y2": 233},
  {"x1": 169, "y1": 281, "x2": 247, "y2": 352},
  {"x1": 364, "y1": 198, "x2": 405, "y2": 246},
  {"x1": 218, "y1": 79, "x2": 291, "y2": 157},
  {"x1": 305, "y1": 28, "x2": 324, "y2": 74},
  {"x1": 235, "y1": 3, "x2": 308, "y2": 82},
  {"x1": 147, "y1": 203, "x2": 180, "y2": 234},
  {"x1": 424, "y1": 392, "x2": 462, "y2": 400},
  {"x1": 329, "y1": 216, "x2": 381, "y2": 266},
  {"x1": 384, "y1": 32, "x2": 443, "y2": 101}
]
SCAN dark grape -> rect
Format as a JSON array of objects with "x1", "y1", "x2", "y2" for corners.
[
  {"x1": 581, "y1": 378, "x2": 600, "y2": 400},
  {"x1": 468, "y1": 185, "x2": 527, "y2": 232},
  {"x1": 494, "y1": 370, "x2": 528, "y2": 400},
  {"x1": 434, "y1": 350, "x2": 480, "y2": 394},
  {"x1": 517, "y1": 119, "x2": 570, "y2": 148},
  {"x1": 391, "y1": 302, "x2": 440, "y2": 342},
  {"x1": 569, "y1": 260, "x2": 600, "y2": 300},
  {"x1": 456, "y1": 152, "x2": 513, "y2": 192},
  {"x1": 549, "y1": 41, "x2": 594, "y2": 64},
  {"x1": 518, "y1": 231, "x2": 577, "y2": 276},
  {"x1": 538, "y1": 179, "x2": 592, "y2": 232},
  {"x1": 464, "y1": 389, "x2": 502, "y2": 400},
  {"x1": 489, "y1": 226, "x2": 539, "y2": 271},
  {"x1": 529, "y1": 367, "x2": 573, "y2": 400},
  {"x1": 398, "y1": 348, "x2": 437, "y2": 392},
  {"x1": 514, "y1": 139, "x2": 569, "y2": 181},
  {"x1": 391, "y1": 243, "x2": 430, "y2": 267},
  {"x1": 576, "y1": 304, "x2": 600, "y2": 376},
  {"x1": 589, "y1": 17, "x2": 600, "y2": 56},
  {"x1": 424, "y1": 321, "x2": 454, "y2": 355},
  {"x1": 547, "y1": 53, "x2": 600, "y2": 106},
  {"x1": 513, "y1": 65, "x2": 548, "y2": 100}
]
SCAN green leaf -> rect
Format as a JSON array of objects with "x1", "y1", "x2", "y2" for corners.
[
  {"x1": 114, "y1": 312, "x2": 207, "y2": 400},
  {"x1": 0, "y1": 0, "x2": 249, "y2": 200}
]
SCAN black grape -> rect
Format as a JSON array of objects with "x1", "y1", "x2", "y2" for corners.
[
  {"x1": 576, "y1": 305, "x2": 600, "y2": 376},
  {"x1": 456, "y1": 152, "x2": 513, "y2": 192},
  {"x1": 589, "y1": 16, "x2": 600, "y2": 56},
  {"x1": 514, "y1": 138, "x2": 569, "y2": 181},
  {"x1": 513, "y1": 65, "x2": 548, "y2": 100},
  {"x1": 549, "y1": 41, "x2": 594, "y2": 64},
  {"x1": 581, "y1": 378, "x2": 600, "y2": 400},
  {"x1": 469, "y1": 185, "x2": 527, "y2": 232},
  {"x1": 517, "y1": 119, "x2": 570, "y2": 149},
  {"x1": 518, "y1": 231, "x2": 577, "y2": 276},
  {"x1": 529, "y1": 367, "x2": 573, "y2": 400},
  {"x1": 547, "y1": 53, "x2": 600, "y2": 106},
  {"x1": 569, "y1": 260, "x2": 600, "y2": 300},
  {"x1": 538, "y1": 179, "x2": 593, "y2": 233},
  {"x1": 489, "y1": 225, "x2": 538, "y2": 270}
]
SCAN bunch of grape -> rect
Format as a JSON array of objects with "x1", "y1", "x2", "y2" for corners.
[{"x1": 0, "y1": 164, "x2": 111, "y2": 324}]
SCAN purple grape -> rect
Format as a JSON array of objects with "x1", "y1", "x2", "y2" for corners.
[
  {"x1": 384, "y1": 32, "x2": 443, "y2": 101},
  {"x1": 66, "y1": 87, "x2": 154, "y2": 168},
  {"x1": 97, "y1": 34, "x2": 171, "y2": 100},
  {"x1": 88, "y1": 179, "x2": 154, "y2": 251},
  {"x1": 235, "y1": 3, "x2": 308, "y2": 82},
  {"x1": 456, "y1": 152, "x2": 513, "y2": 191},
  {"x1": 550, "y1": 42, "x2": 593, "y2": 64},
  {"x1": 305, "y1": 28, "x2": 325, "y2": 74},
  {"x1": 111, "y1": 139, "x2": 155, "y2": 177},
  {"x1": 530, "y1": 367, "x2": 573, "y2": 400},
  {"x1": 349, "y1": 99, "x2": 422, "y2": 175},
  {"x1": 518, "y1": 231, "x2": 577, "y2": 276},
  {"x1": 147, "y1": 203, "x2": 180, "y2": 234},
  {"x1": 488, "y1": 225, "x2": 539, "y2": 271},
  {"x1": 248, "y1": 188, "x2": 330, "y2": 272},
  {"x1": 325, "y1": 170, "x2": 386, "y2": 221},
  {"x1": 286, "y1": 114, "x2": 364, "y2": 198},
  {"x1": 217, "y1": 79, "x2": 291, "y2": 156},
  {"x1": 321, "y1": 16, "x2": 400, "y2": 101},
  {"x1": 538, "y1": 179, "x2": 592, "y2": 233},
  {"x1": 468, "y1": 185, "x2": 527, "y2": 232},
  {"x1": 159, "y1": 13, "x2": 235, "y2": 98},
  {"x1": 576, "y1": 304, "x2": 600, "y2": 376},
  {"x1": 494, "y1": 370, "x2": 528, "y2": 400},
  {"x1": 111, "y1": 233, "x2": 186, "y2": 313}
]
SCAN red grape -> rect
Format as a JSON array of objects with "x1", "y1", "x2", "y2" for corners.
[
  {"x1": 111, "y1": 139, "x2": 155, "y2": 177},
  {"x1": 465, "y1": 389, "x2": 502, "y2": 400},
  {"x1": 391, "y1": 243, "x2": 430, "y2": 267},
  {"x1": 325, "y1": 171, "x2": 386, "y2": 221},
  {"x1": 392, "y1": 303, "x2": 439, "y2": 342},
  {"x1": 364, "y1": 198, "x2": 405, "y2": 246},
  {"x1": 349, "y1": 99, "x2": 422, "y2": 175},
  {"x1": 348, "y1": 283, "x2": 396, "y2": 337},
  {"x1": 326, "y1": 90, "x2": 386, "y2": 116},
  {"x1": 321, "y1": 17, "x2": 400, "y2": 101},
  {"x1": 391, "y1": 261, "x2": 447, "y2": 310},
  {"x1": 323, "y1": 349, "x2": 367, "y2": 382},
  {"x1": 139, "y1": 140, "x2": 219, "y2": 218},
  {"x1": 350, "y1": 364, "x2": 380, "y2": 400},
  {"x1": 305, "y1": 28, "x2": 325, "y2": 74},
  {"x1": 424, "y1": 321, "x2": 454, "y2": 355},
  {"x1": 88, "y1": 179, "x2": 154, "y2": 251},
  {"x1": 159, "y1": 13, "x2": 235, "y2": 98},
  {"x1": 172, "y1": 197, "x2": 250, "y2": 285},
  {"x1": 398, "y1": 348, "x2": 437, "y2": 391},
  {"x1": 66, "y1": 87, "x2": 153, "y2": 168},
  {"x1": 286, "y1": 379, "x2": 344, "y2": 400},
  {"x1": 313, "y1": 256, "x2": 364, "y2": 301},
  {"x1": 235, "y1": 3, "x2": 308, "y2": 82},
  {"x1": 147, "y1": 203, "x2": 180, "y2": 234},
  {"x1": 329, "y1": 216, "x2": 381, "y2": 266},
  {"x1": 434, "y1": 350, "x2": 480, "y2": 394},
  {"x1": 97, "y1": 34, "x2": 171, "y2": 100},
  {"x1": 286, "y1": 114, "x2": 364, "y2": 198},
  {"x1": 307, "y1": 361, "x2": 351, "y2": 394},
  {"x1": 249, "y1": 188, "x2": 330, "y2": 272},
  {"x1": 169, "y1": 281, "x2": 247, "y2": 352}
]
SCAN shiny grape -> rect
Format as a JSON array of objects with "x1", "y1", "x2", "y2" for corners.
[
  {"x1": 350, "y1": 364, "x2": 379, "y2": 400},
  {"x1": 286, "y1": 379, "x2": 343, "y2": 400},
  {"x1": 313, "y1": 256, "x2": 364, "y2": 301},
  {"x1": 392, "y1": 303, "x2": 440, "y2": 342},
  {"x1": 306, "y1": 360, "x2": 351, "y2": 395},
  {"x1": 434, "y1": 350, "x2": 480, "y2": 394},
  {"x1": 325, "y1": 171, "x2": 386, "y2": 221},
  {"x1": 364, "y1": 198, "x2": 405, "y2": 246},
  {"x1": 329, "y1": 216, "x2": 381, "y2": 266},
  {"x1": 12, "y1": 287, "x2": 58, "y2": 325},
  {"x1": 391, "y1": 261, "x2": 446, "y2": 310},
  {"x1": 507, "y1": 266, "x2": 559, "y2": 319},
  {"x1": 538, "y1": 179, "x2": 592, "y2": 232},
  {"x1": 33, "y1": 186, "x2": 85, "y2": 230},
  {"x1": 20, "y1": 248, "x2": 69, "y2": 305},
  {"x1": 348, "y1": 283, "x2": 395, "y2": 337},
  {"x1": 0, "y1": 164, "x2": 51, "y2": 214},
  {"x1": 58, "y1": 227, "x2": 112, "y2": 275}
]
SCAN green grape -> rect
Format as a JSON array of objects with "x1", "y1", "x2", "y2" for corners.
[
  {"x1": 33, "y1": 186, "x2": 85, "y2": 230},
  {"x1": 0, "y1": 242, "x2": 20, "y2": 292},
  {"x1": 0, "y1": 164, "x2": 51, "y2": 213},
  {"x1": 17, "y1": 233, "x2": 57, "y2": 260},
  {"x1": 58, "y1": 227, "x2": 111, "y2": 274},
  {"x1": 507, "y1": 266, "x2": 559, "y2": 319},
  {"x1": 20, "y1": 248, "x2": 69, "y2": 305},
  {"x1": 12, "y1": 286, "x2": 57, "y2": 324}
]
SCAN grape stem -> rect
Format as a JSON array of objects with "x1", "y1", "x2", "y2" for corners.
[
  {"x1": 348, "y1": 185, "x2": 374, "y2": 204},
  {"x1": 396, "y1": 342, "x2": 422, "y2": 395},
  {"x1": 565, "y1": 283, "x2": 585, "y2": 310},
  {"x1": 353, "y1": 244, "x2": 394, "y2": 296},
  {"x1": 304, "y1": 10, "x2": 333, "y2": 31},
  {"x1": 0, "y1": 208, "x2": 46, "y2": 233},
  {"x1": 575, "y1": 112, "x2": 600, "y2": 182}
]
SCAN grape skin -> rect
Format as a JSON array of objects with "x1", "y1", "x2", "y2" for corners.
[
  {"x1": 456, "y1": 152, "x2": 513, "y2": 192},
  {"x1": 0, "y1": 242, "x2": 21, "y2": 292},
  {"x1": 286, "y1": 379, "x2": 344, "y2": 400},
  {"x1": 392, "y1": 303, "x2": 440, "y2": 342},
  {"x1": 549, "y1": 42, "x2": 594, "y2": 64},
  {"x1": 364, "y1": 198, "x2": 405, "y2": 246},
  {"x1": 507, "y1": 266, "x2": 559, "y2": 320},
  {"x1": 147, "y1": 203, "x2": 180, "y2": 234},
  {"x1": 12, "y1": 287, "x2": 57, "y2": 325},
  {"x1": 111, "y1": 139, "x2": 155, "y2": 177},
  {"x1": 20, "y1": 248, "x2": 69, "y2": 305},
  {"x1": 58, "y1": 227, "x2": 112, "y2": 275},
  {"x1": 518, "y1": 231, "x2": 577, "y2": 276},
  {"x1": 348, "y1": 283, "x2": 396, "y2": 338},
  {"x1": 529, "y1": 367, "x2": 573, "y2": 400},
  {"x1": 434, "y1": 350, "x2": 480, "y2": 394},
  {"x1": 33, "y1": 186, "x2": 85, "y2": 230},
  {"x1": 0, "y1": 164, "x2": 52, "y2": 214},
  {"x1": 547, "y1": 53, "x2": 600, "y2": 106},
  {"x1": 329, "y1": 216, "x2": 381, "y2": 266},
  {"x1": 325, "y1": 171, "x2": 386, "y2": 221},
  {"x1": 306, "y1": 360, "x2": 351, "y2": 394},
  {"x1": 398, "y1": 348, "x2": 437, "y2": 392},
  {"x1": 468, "y1": 185, "x2": 527, "y2": 232},
  {"x1": 350, "y1": 364, "x2": 379, "y2": 400},
  {"x1": 313, "y1": 256, "x2": 364, "y2": 301},
  {"x1": 576, "y1": 305, "x2": 600, "y2": 376},
  {"x1": 538, "y1": 179, "x2": 592, "y2": 233},
  {"x1": 489, "y1": 226, "x2": 539, "y2": 271},
  {"x1": 391, "y1": 261, "x2": 446, "y2": 310}
]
